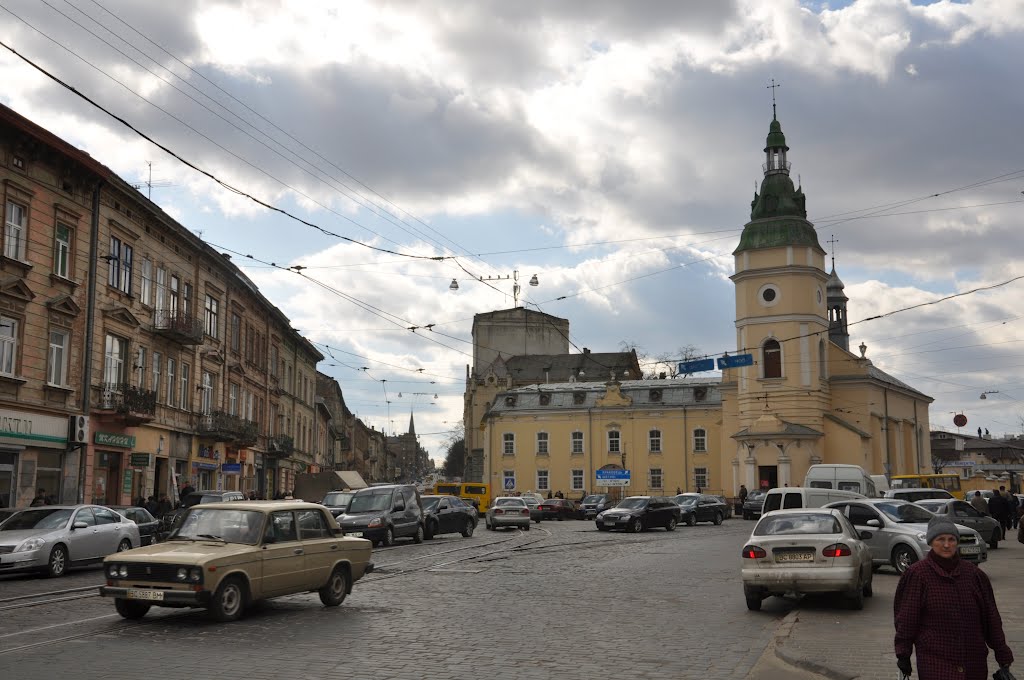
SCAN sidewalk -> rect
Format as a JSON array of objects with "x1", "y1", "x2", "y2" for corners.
[{"x1": 775, "y1": 536, "x2": 1024, "y2": 679}]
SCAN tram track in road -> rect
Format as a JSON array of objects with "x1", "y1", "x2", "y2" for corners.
[{"x1": 0, "y1": 584, "x2": 103, "y2": 612}]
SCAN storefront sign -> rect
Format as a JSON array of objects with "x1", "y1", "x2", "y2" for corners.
[
  {"x1": 130, "y1": 453, "x2": 151, "y2": 468},
  {"x1": 0, "y1": 408, "x2": 69, "y2": 449},
  {"x1": 122, "y1": 468, "x2": 133, "y2": 494},
  {"x1": 222, "y1": 463, "x2": 241, "y2": 474},
  {"x1": 95, "y1": 432, "x2": 135, "y2": 448},
  {"x1": 194, "y1": 462, "x2": 217, "y2": 470}
]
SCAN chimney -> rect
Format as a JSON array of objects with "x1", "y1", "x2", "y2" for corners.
[{"x1": 583, "y1": 347, "x2": 590, "y2": 354}]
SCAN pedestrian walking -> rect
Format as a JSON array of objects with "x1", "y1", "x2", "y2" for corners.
[
  {"x1": 894, "y1": 515, "x2": 1014, "y2": 679},
  {"x1": 738, "y1": 484, "x2": 749, "y2": 504},
  {"x1": 970, "y1": 491, "x2": 989, "y2": 515},
  {"x1": 1007, "y1": 490, "x2": 1020, "y2": 530},
  {"x1": 989, "y1": 489, "x2": 1010, "y2": 539}
]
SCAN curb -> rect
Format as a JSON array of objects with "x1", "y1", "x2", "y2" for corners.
[{"x1": 773, "y1": 611, "x2": 858, "y2": 680}]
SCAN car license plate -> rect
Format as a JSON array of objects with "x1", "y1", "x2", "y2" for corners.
[
  {"x1": 348, "y1": 532, "x2": 363, "y2": 538},
  {"x1": 960, "y1": 545, "x2": 981, "y2": 554},
  {"x1": 127, "y1": 589, "x2": 164, "y2": 601},
  {"x1": 775, "y1": 552, "x2": 813, "y2": 563}
]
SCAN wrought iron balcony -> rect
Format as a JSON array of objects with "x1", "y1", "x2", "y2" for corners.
[
  {"x1": 153, "y1": 309, "x2": 204, "y2": 344},
  {"x1": 95, "y1": 383, "x2": 157, "y2": 424},
  {"x1": 268, "y1": 434, "x2": 294, "y2": 455},
  {"x1": 196, "y1": 410, "x2": 259, "y2": 446}
]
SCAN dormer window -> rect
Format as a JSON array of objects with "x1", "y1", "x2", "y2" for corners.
[
  {"x1": 539, "y1": 393, "x2": 551, "y2": 406},
  {"x1": 504, "y1": 395, "x2": 516, "y2": 407},
  {"x1": 649, "y1": 389, "x2": 662, "y2": 402}
]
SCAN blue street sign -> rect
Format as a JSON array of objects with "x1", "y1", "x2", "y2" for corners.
[
  {"x1": 596, "y1": 469, "x2": 630, "y2": 487},
  {"x1": 504, "y1": 476, "x2": 516, "y2": 490},
  {"x1": 678, "y1": 358, "x2": 715, "y2": 374},
  {"x1": 717, "y1": 353, "x2": 754, "y2": 369}
]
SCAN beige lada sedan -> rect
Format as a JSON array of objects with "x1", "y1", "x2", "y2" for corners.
[{"x1": 99, "y1": 501, "x2": 373, "y2": 622}]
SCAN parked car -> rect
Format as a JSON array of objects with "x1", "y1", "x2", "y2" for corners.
[
  {"x1": 322, "y1": 490, "x2": 356, "y2": 519},
  {"x1": 713, "y1": 495, "x2": 734, "y2": 519},
  {"x1": 459, "y1": 496, "x2": 481, "y2": 518},
  {"x1": 108, "y1": 506, "x2": 161, "y2": 546},
  {"x1": 160, "y1": 490, "x2": 246, "y2": 539},
  {"x1": 741, "y1": 508, "x2": 874, "y2": 611},
  {"x1": 485, "y1": 497, "x2": 532, "y2": 531},
  {"x1": 420, "y1": 495, "x2": 477, "y2": 539},
  {"x1": 522, "y1": 497, "x2": 543, "y2": 523},
  {"x1": 579, "y1": 493, "x2": 615, "y2": 520},
  {"x1": 742, "y1": 490, "x2": 768, "y2": 520},
  {"x1": 596, "y1": 496, "x2": 680, "y2": 533},
  {"x1": 915, "y1": 499, "x2": 1003, "y2": 549},
  {"x1": 0, "y1": 507, "x2": 25, "y2": 526},
  {"x1": 100, "y1": 501, "x2": 373, "y2": 621},
  {"x1": 671, "y1": 494, "x2": 727, "y2": 526},
  {"x1": 0, "y1": 505, "x2": 141, "y2": 577},
  {"x1": 538, "y1": 498, "x2": 576, "y2": 521},
  {"x1": 336, "y1": 484, "x2": 424, "y2": 546},
  {"x1": 824, "y1": 498, "x2": 987, "y2": 574},
  {"x1": 882, "y1": 488, "x2": 954, "y2": 503}
]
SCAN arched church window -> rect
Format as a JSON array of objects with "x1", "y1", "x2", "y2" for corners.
[{"x1": 763, "y1": 339, "x2": 782, "y2": 379}]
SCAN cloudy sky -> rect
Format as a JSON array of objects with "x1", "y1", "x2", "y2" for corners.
[{"x1": 2, "y1": 0, "x2": 1023, "y2": 465}]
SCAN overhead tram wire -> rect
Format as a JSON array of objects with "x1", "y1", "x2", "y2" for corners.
[{"x1": 0, "y1": 31, "x2": 446, "y2": 263}]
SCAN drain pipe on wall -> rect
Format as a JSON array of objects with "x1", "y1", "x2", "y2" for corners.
[{"x1": 77, "y1": 179, "x2": 103, "y2": 503}]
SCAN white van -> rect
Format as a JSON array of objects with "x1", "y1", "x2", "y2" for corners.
[
  {"x1": 803, "y1": 464, "x2": 878, "y2": 497},
  {"x1": 761, "y1": 486, "x2": 865, "y2": 514}
]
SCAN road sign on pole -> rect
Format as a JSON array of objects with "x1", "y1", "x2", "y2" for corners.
[
  {"x1": 596, "y1": 469, "x2": 630, "y2": 487},
  {"x1": 717, "y1": 353, "x2": 754, "y2": 369},
  {"x1": 504, "y1": 476, "x2": 515, "y2": 490}
]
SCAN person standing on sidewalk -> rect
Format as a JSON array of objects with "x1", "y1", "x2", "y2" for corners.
[
  {"x1": 894, "y1": 515, "x2": 1014, "y2": 679},
  {"x1": 970, "y1": 491, "x2": 990, "y2": 515}
]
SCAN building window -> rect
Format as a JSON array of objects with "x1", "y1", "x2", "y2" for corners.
[
  {"x1": 107, "y1": 236, "x2": 133, "y2": 294},
  {"x1": 229, "y1": 383, "x2": 239, "y2": 416},
  {"x1": 155, "y1": 267, "x2": 166, "y2": 309},
  {"x1": 230, "y1": 313, "x2": 241, "y2": 353},
  {"x1": 270, "y1": 346, "x2": 279, "y2": 377},
  {"x1": 204, "y1": 295, "x2": 219, "y2": 338},
  {"x1": 571, "y1": 469, "x2": 584, "y2": 491},
  {"x1": 103, "y1": 333, "x2": 128, "y2": 385},
  {"x1": 763, "y1": 339, "x2": 782, "y2": 379},
  {"x1": 166, "y1": 358, "x2": 177, "y2": 407},
  {"x1": 54, "y1": 223, "x2": 71, "y2": 278},
  {"x1": 200, "y1": 371, "x2": 213, "y2": 414},
  {"x1": 47, "y1": 330, "x2": 69, "y2": 386},
  {"x1": 4, "y1": 201, "x2": 27, "y2": 260},
  {"x1": 134, "y1": 347, "x2": 146, "y2": 388},
  {"x1": 693, "y1": 428, "x2": 707, "y2": 453},
  {"x1": 650, "y1": 468, "x2": 663, "y2": 490},
  {"x1": 182, "y1": 282, "x2": 192, "y2": 316},
  {"x1": 502, "y1": 432, "x2": 515, "y2": 455},
  {"x1": 140, "y1": 258, "x2": 153, "y2": 305},
  {"x1": 537, "y1": 470, "x2": 549, "y2": 491},
  {"x1": 571, "y1": 431, "x2": 584, "y2": 454},
  {"x1": 649, "y1": 429, "x2": 662, "y2": 453},
  {"x1": 0, "y1": 317, "x2": 16, "y2": 376},
  {"x1": 694, "y1": 467, "x2": 709, "y2": 490},
  {"x1": 536, "y1": 432, "x2": 549, "y2": 455},
  {"x1": 608, "y1": 430, "x2": 620, "y2": 453},
  {"x1": 503, "y1": 470, "x2": 515, "y2": 491},
  {"x1": 152, "y1": 351, "x2": 162, "y2": 401},
  {"x1": 169, "y1": 275, "x2": 180, "y2": 315},
  {"x1": 180, "y1": 363, "x2": 190, "y2": 411}
]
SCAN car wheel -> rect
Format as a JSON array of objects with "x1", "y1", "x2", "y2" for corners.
[
  {"x1": 743, "y1": 511, "x2": 751, "y2": 520},
  {"x1": 382, "y1": 527, "x2": 395, "y2": 547},
  {"x1": 318, "y1": 566, "x2": 349, "y2": 607},
  {"x1": 413, "y1": 524, "x2": 424, "y2": 544},
  {"x1": 46, "y1": 544, "x2": 68, "y2": 578},
  {"x1": 990, "y1": 530, "x2": 1000, "y2": 550},
  {"x1": 628, "y1": 518, "x2": 643, "y2": 533},
  {"x1": 424, "y1": 522, "x2": 435, "y2": 540},
  {"x1": 892, "y1": 544, "x2": 917, "y2": 574},
  {"x1": 114, "y1": 598, "x2": 150, "y2": 620},
  {"x1": 846, "y1": 582, "x2": 865, "y2": 610},
  {"x1": 117, "y1": 539, "x2": 132, "y2": 552},
  {"x1": 665, "y1": 518, "x2": 677, "y2": 532},
  {"x1": 744, "y1": 587, "x2": 762, "y2": 611},
  {"x1": 524, "y1": 524, "x2": 530, "y2": 531},
  {"x1": 713, "y1": 512, "x2": 723, "y2": 526},
  {"x1": 209, "y1": 576, "x2": 247, "y2": 622},
  {"x1": 534, "y1": 518, "x2": 541, "y2": 524},
  {"x1": 862, "y1": 570, "x2": 874, "y2": 598},
  {"x1": 685, "y1": 514, "x2": 696, "y2": 527},
  {"x1": 461, "y1": 520, "x2": 474, "y2": 538}
]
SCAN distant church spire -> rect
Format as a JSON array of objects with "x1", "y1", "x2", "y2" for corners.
[{"x1": 408, "y1": 410, "x2": 416, "y2": 436}]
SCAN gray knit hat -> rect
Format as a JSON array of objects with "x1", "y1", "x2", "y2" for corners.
[{"x1": 926, "y1": 515, "x2": 959, "y2": 545}]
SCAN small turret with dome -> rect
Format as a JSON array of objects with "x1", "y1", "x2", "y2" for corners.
[{"x1": 825, "y1": 240, "x2": 850, "y2": 351}]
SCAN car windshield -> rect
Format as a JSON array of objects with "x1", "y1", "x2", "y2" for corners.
[
  {"x1": 495, "y1": 498, "x2": 525, "y2": 507},
  {"x1": 523, "y1": 499, "x2": 539, "y2": 507},
  {"x1": 675, "y1": 496, "x2": 698, "y2": 506},
  {"x1": 323, "y1": 492, "x2": 354, "y2": 508},
  {"x1": 616, "y1": 498, "x2": 648, "y2": 510},
  {"x1": 0, "y1": 508, "x2": 73, "y2": 531},
  {"x1": 747, "y1": 491, "x2": 767, "y2": 500},
  {"x1": 877, "y1": 502, "x2": 935, "y2": 523},
  {"x1": 348, "y1": 492, "x2": 392, "y2": 513},
  {"x1": 755, "y1": 513, "x2": 841, "y2": 535},
  {"x1": 582, "y1": 495, "x2": 603, "y2": 504},
  {"x1": 916, "y1": 502, "x2": 945, "y2": 512},
  {"x1": 170, "y1": 508, "x2": 265, "y2": 544}
]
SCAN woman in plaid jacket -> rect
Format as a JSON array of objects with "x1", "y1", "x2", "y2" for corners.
[{"x1": 894, "y1": 516, "x2": 1013, "y2": 679}]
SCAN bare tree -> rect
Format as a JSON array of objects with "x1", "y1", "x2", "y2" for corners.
[{"x1": 649, "y1": 344, "x2": 703, "y2": 379}]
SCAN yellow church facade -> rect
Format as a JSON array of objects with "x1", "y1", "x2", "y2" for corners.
[{"x1": 479, "y1": 114, "x2": 931, "y2": 499}]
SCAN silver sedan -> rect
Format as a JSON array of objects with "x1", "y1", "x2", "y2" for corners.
[
  {"x1": 0, "y1": 505, "x2": 140, "y2": 577},
  {"x1": 484, "y1": 497, "x2": 531, "y2": 531}
]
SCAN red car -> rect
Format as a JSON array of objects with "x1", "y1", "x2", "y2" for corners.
[{"x1": 538, "y1": 498, "x2": 576, "y2": 521}]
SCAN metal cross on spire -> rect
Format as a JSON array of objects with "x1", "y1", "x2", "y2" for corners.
[
  {"x1": 827, "y1": 234, "x2": 839, "y2": 270},
  {"x1": 767, "y1": 79, "x2": 781, "y2": 120}
]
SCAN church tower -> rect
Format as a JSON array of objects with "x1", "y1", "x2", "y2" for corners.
[
  {"x1": 827, "y1": 267, "x2": 850, "y2": 351},
  {"x1": 727, "y1": 108, "x2": 831, "y2": 487}
]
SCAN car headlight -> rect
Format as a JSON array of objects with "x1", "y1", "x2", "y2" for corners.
[
  {"x1": 367, "y1": 517, "x2": 385, "y2": 528},
  {"x1": 189, "y1": 567, "x2": 202, "y2": 582},
  {"x1": 107, "y1": 564, "x2": 119, "y2": 578},
  {"x1": 118, "y1": 565, "x2": 128, "y2": 578},
  {"x1": 16, "y1": 537, "x2": 45, "y2": 552},
  {"x1": 177, "y1": 567, "x2": 188, "y2": 581}
]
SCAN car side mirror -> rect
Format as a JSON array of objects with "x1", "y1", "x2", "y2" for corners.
[
  {"x1": 866, "y1": 519, "x2": 881, "y2": 528},
  {"x1": 72, "y1": 521, "x2": 88, "y2": 530},
  {"x1": 332, "y1": 527, "x2": 344, "y2": 536},
  {"x1": 859, "y1": 530, "x2": 873, "y2": 540}
]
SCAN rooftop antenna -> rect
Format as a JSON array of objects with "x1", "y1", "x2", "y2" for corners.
[
  {"x1": 767, "y1": 78, "x2": 781, "y2": 120},
  {"x1": 131, "y1": 161, "x2": 175, "y2": 200},
  {"x1": 827, "y1": 234, "x2": 839, "y2": 270}
]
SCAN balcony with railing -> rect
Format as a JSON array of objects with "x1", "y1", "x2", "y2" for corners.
[
  {"x1": 267, "y1": 434, "x2": 294, "y2": 456},
  {"x1": 94, "y1": 383, "x2": 157, "y2": 425},
  {"x1": 196, "y1": 410, "x2": 259, "y2": 446},
  {"x1": 153, "y1": 309, "x2": 204, "y2": 344}
]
